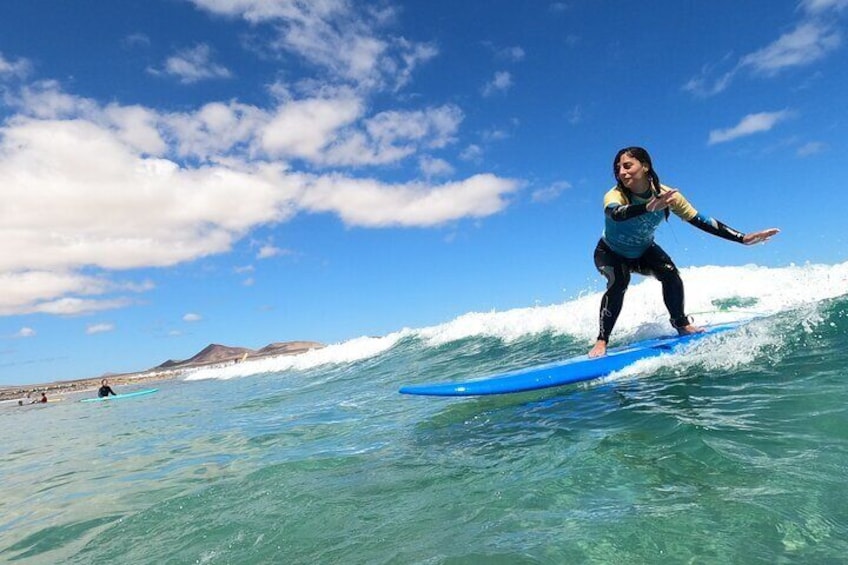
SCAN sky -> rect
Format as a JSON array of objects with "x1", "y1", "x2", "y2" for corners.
[{"x1": 0, "y1": 0, "x2": 846, "y2": 385}]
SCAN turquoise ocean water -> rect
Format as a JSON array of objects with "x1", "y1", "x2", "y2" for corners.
[{"x1": 2, "y1": 263, "x2": 847, "y2": 564}]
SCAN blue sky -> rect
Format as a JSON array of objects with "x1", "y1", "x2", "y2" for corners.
[{"x1": 0, "y1": 0, "x2": 846, "y2": 385}]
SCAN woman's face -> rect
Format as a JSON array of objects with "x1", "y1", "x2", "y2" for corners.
[{"x1": 615, "y1": 153, "x2": 650, "y2": 192}]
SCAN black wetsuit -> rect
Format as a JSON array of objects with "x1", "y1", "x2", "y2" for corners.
[
  {"x1": 98, "y1": 385, "x2": 116, "y2": 398},
  {"x1": 596, "y1": 185, "x2": 746, "y2": 343},
  {"x1": 594, "y1": 239, "x2": 689, "y2": 342}
]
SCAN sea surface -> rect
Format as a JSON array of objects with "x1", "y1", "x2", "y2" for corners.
[{"x1": 2, "y1": 262, "x2": 847, "y2": 564}]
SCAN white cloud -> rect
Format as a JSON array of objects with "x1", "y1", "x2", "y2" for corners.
[
  {"x1": 481, "y1": 127, "x2": 510, "y2": 142},
  {"x1": 257, "y1": 245, "x2": 289, "y2": 259},
  {"x1": 482, "y1": 71, "x2": 513, "y2": 96},
  {"x1": 155, "y1": 44, "x2": 232, "y2": 84},
  {"x1": 708, "y1": 110, "x2": 791, "y2": 144},
  {"x1": 567, "y1": 105, "x2": 583, "y2": 125},
  {"x1": 11, "y1": 80, "x2": 100, "y2": 118},
  {"x1": 484, "y1": 43, "x2": 525, "y2": 62},
  {"x1": 123, "y1": 33, "x2": 151, "y2": 48},
  {"x1": 0, "y1": 52, "x2": 31, "y2": 79},
  {"x1": 86, "y1": 323, "x2": 115, "y2": 335},
  {"x1": 365, "y1": 105, "x2": 463, "y2": 149},
  {"x1": 501, "y1": 46, "x2": 525, "y2": 62},
  {"x1": 316, "y1": 104, "x2": 464, "y2": 166},
  {"x1": 166, "y1": 101, "x2": 268, "y2": 160},
  {"x1": 261, "y1": 95, "x2": 363, "y2": 160},
  {"x1": 15, "y1": 327, "x2": 36, "y2": 338},
  {"x1": 532, "y1": 181, "x2": 572, "y2": 203},
  {"x1": 0, "y1": 83, "x2": 515, "y2": 315},
  {"x1": 35, "y1": 298, "x2": 133, "y2": 316},
  {"x1": 801, "y1": 0, "x2": 848, "y2": 14},
  {"x1": 797, "y1": 140, "x2": 827, "y2": 156},
  {"x1": 739, "y1": 22, "x2": 841, "y2": 76},
  {"x1": 684, "y1": 1, "x2": 845, "y2": 96},
  {"x1": 189, "y1": 0, "x2": 342, "y2": 22},
  {"x1": 0, "y1": 116, "x2": 297, "y2": 273},
  {"x1": 0, "y1": 0, "x2": 529, "y2": 320},
  {"x1": 100, "y1": 104, "x2": 169, "y2": 155},
  {"x1": 0, "y1": 98, "x2": 297, "y2": 314},
  {"x1": 391, "y1": 38, "x2": 439, "y2": 91},
  {"x1": 460, "y1": 144, "x2": 484, "y2": 162},
  {"x1": 298, "y1": 174, "x2": 519, "y2": 228},
  {"x1": 0, "y1": 271, "x2": 139, "y2": 316},
  {"x1": 189, "y1": 0, "x2": 434, "y2": 90},
  {"x1": 682, "y1": 63, "x2": 738, "y2": 97},
  {"x1": 183, "y1": 313, "x2": 203, "y2": 322},
  {"x1": 419, "y1": 156, "x2": 454, "y2": 178}
]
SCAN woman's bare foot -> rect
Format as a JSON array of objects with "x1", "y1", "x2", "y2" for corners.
[
  {"x1": 588, "y1": 340, "x2": 607, "y2": 358},
  {"x1": 677, "y1": 324, "x2": 705, "y2": 336}
]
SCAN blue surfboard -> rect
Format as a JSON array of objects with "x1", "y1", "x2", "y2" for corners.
[
  {"x1": 81, "y1": 388, "x2": 159, "y2": 403},
  {"x1": 399, "y1": 322, "x2": 743, "y2": 397}
]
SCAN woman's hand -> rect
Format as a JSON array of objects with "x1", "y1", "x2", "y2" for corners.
[
  {"x1": 743, "y1": 228, "x2": 780, "y2": 245},
  {"x1": 646, "y1": 189, "x2": 678, "y2": 212}
]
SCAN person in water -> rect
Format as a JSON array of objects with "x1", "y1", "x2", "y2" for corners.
[
  {"x1": 588, "y1": 146, "x2": 779, "y2": 358},
  {"x1": 98, "y1": 379, "x2": 117, "y2": 398}
]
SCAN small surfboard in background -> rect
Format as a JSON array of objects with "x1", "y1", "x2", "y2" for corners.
[
  {"x1": 80, "y1": 388, "x2": 159, "y2": 403},
  {"x1": 399, "y1": 322, "x2": 744, "y2": 397}
]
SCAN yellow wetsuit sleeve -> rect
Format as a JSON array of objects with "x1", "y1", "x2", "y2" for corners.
[
  {"x1": 603, "y1": 185, "x2": 697, "y2": 221},
  {"x1": 660, "y1": 185, "x2": 698, "y2": 221},
  {"x1": 603, "y1": 187, "x2": 628, "y2": 209}
]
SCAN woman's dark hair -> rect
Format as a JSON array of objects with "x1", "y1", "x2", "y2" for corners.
[{"x1": 613, "y1": 146, "x2": 668, "y2": 220}]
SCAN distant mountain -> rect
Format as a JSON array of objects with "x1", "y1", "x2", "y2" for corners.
[
  {"x1": 256, "y1": 341, "x2": 323, "y2": 356},
  {"x1": 187, "y1": 344, "x2": 253, "y2": 365},
  {"x1": 154, "y1": 340, "x2": 324, "y2": 371}
]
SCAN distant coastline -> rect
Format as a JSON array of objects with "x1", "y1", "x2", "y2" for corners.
[{"x1": 0, "y1": 340, "x2": 324, "y2": 402}]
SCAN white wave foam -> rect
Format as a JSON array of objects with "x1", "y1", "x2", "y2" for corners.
[
  {"x1": 593, "y1": 300, "x2": 832, "y2": 384},
  {"x1": 185, "y1": 330, "x2": 412, "y2": 381},
  {"x1": 421, "y1": 261, "x2": 848, "y2": 345},
  {"x1": 187, "y1": 261, "x2": 848, "y2": 380}
]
